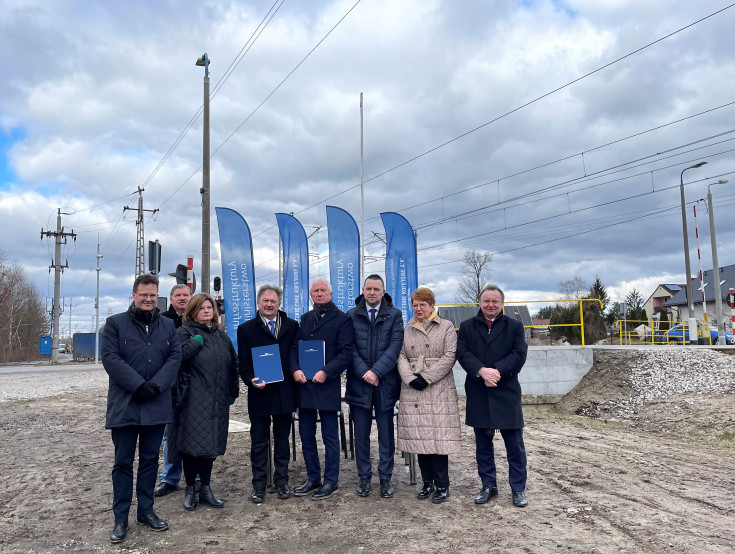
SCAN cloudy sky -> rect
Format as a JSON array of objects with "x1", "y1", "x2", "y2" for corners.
[{"x1": 2, "y1": 0, "x2": 735, "y2": 334}]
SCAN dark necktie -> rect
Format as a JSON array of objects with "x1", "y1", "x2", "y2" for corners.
[
  {"x1": 268, "y1": 319, "x2": 276, "y2": 336},
  {"x1": 369, "y1": 308, "x2": 377, "y2": 326}
]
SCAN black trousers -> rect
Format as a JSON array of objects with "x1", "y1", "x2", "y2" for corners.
[
  {"x1": 417, "y1": 453, "x2": 449, "y2": 488},
  {"x1": 474, "y1": 427, "x2": 527, "y2": 491},
  {"x1": 110, "y1": 424, "x2": 165, "y2": 523},
  {"x1": 182, "y1": 455, "x2": 215, "y2": 486},
  {"x1": 250, "y1": 412, "x2": 293, "y2": 488}
]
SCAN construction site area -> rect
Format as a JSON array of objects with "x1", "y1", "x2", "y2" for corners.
[{"x1": 1, "y1": 347, "x2": 733, "y2": 553}]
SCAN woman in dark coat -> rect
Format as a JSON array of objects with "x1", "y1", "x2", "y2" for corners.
[{"x1": 170, "y1": 293, "x2": 239, "y2": 511}]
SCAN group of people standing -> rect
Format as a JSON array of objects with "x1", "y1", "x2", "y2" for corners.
[{"x1": 102, "y1": 272, "x2": 529, "y2": 544}]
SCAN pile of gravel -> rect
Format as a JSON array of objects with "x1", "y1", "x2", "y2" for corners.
[{"x1": 573, "y1": 349, "x2": 735, "y2": 419}]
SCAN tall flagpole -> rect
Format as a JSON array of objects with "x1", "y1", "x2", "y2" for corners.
[{"x1": 360, "y1": 92, "x2": 365, "y2": 281}]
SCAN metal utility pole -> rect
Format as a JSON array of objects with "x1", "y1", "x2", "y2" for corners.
[
  {"x1": 705, "y1": 179, "x2": 729, "y2": 341},
  {"x1": 95, "y1": 238, "x2": 103, "y2": 364},
  {"x1": 41, "y1": 209, "x2": 76, "y2": 363},
  {"x1": 124, "y1": 187, "x2": 158, "y2": 277},
  {"x1": 692, "y1": 204, "x2": 708, "y2": 343},
  {"x1": 196, "y1": 52, "x2": 211, "y2": 294},
  {"x1": 679, "y1": 161, "x2": 706, "y2": 345}
]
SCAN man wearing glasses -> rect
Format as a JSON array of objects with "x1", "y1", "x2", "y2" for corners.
[{"x1": 102, "y1": 274, "x2": 182, "y2": 543}]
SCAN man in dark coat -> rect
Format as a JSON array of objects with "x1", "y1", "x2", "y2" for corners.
[
  {"x1": 291, "y1": 278, "x2": 354, "y2": 500},
  {"x1": 102, "y1": 274, "x2": 182, "y2": 543},
  {"x1": 345, "y1": 274, "x2": 404, "y2": 498},
  {"x1": 237, "y1": 284, "x2": 299, "y2": 504},
  {"x1": 456, "y1": 284, "x2": 529, "y2": 508},
  {"x1": 154, "y1": 283, "x2": 191, "y2": 497}
]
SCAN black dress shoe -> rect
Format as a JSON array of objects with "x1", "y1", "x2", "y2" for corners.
[
  {"x1": 312, "y1": 483, "x2": 339, "y2": 500},
  {"x1": 184, "y1": 486, "x2": 198, "y2": 511},
  {"x1": 356, "y1": 478, "x2": 372, "y2": 497},
  {"x1": 153, "y1": 481, "x2": 178, "y2": 497},
  {"x1": 379, "y1": 478, "x2": 394, "y2": 498},
  {"x1": 431, "y1": 486, "x2": 450, "y2": 504},
  {"x1": 110, "y1": 521, "x2": 128, "y2": 543},
  {"x1": 276, "y1": 484, "x2": 292, "y2": 499},
  {"x1": 512, "y1": 490, "x2": 528, "y2": 508},
  {"x1": 136, "y1": 513, "x2": 169, "y2": 531},
  {"x1": 294, "y1": 480, "x2": 322, "y2": 496},
  {"x1": 475, "y1": 485, "x2": 498, "y2": 504},
  {"x1": 417, "y1": 481, "x2": 435, "y2": 500},
  {"x1": 199, "y1": 485, "x2": 224, "y2": 508},
  {"x1": 251, "y1": 487, "x2": 266, "y2": 504}
]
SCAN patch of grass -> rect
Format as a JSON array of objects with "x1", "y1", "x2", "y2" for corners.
[
  {"x1": 525, "y1": 405, "x2": 633, "y2": 430},
  {"x1": 717, "y1": 431, "x2": 735, "y2": 442}
]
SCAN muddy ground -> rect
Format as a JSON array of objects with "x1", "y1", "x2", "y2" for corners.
[{"x1": 1, "y1": 350, "x2": 734, "y2": 553}]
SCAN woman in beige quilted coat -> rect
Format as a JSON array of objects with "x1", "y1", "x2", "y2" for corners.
[{"x1": 397, "y1": 287, "x2": 461, "y2": 504}]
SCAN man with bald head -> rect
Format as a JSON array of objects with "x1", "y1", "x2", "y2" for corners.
[{"x1": 291, "y1": 278, "x2": 354, "y2": 500}]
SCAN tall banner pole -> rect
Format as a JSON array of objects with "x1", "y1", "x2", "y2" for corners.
[
  {"x1": 360, "y1": 92, "x2": 365, "y2": 281},
  {"x1": 381, "y1": 212, "x2": 418, "y2": 324},
  {"x1": 276, "y1": 213, "x2": 310, "y2": 321},
  {"x1": 327, "y1": 206, "x2": 360, "y2": 312},
  {"x1": 215, "y1": 207, "x2": 256, "y2": 352}
]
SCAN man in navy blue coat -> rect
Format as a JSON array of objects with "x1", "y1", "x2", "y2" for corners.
[
  {"x1": 457, "y1": 284, "x2": 529, "y2": 508},
  {"x1": 102, "y1": 274, "x2": 182, "y2": 543},
  {"x1": 291, "y1": 278, "x2": 354, "y2": 500},
  {"x1": 345, "y1": 274, "x2": 404, "y2": 498}
]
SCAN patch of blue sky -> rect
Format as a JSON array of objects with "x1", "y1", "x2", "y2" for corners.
[
  {"x1": 519, "y1": 0, "x2": 578, "y2": 18},
  {"x1": 0, "y1": 126, "x2": 26, "y2": 191}
]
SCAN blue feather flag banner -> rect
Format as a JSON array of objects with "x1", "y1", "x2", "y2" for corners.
[
  {"x1": 215, "y1": 207, "x2": 256, "y2": 351},
  {"x1": 380, "y1": 212, "x2": 418, "y2": 323},
  {"x1": 326, "y1": 206, "x2": 360, "y2": 312},
  {"x1": 276, "y1": 213, "x2": 310, "y2": 321}
]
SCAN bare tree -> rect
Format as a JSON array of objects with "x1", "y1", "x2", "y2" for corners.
[
  {"x1": 455, "y1": 250, "x2": 493, "y2": 303},
  {"x1": 0, "y1": 252, "x2": 50, "y2": 363}
]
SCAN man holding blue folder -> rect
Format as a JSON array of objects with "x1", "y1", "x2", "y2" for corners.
[
  {"x1": 237, "y1": 285, "x2": 299, "y2": 504},
  {"x1": 291, "y1": 279, "x2": 354, "y2": 500}
]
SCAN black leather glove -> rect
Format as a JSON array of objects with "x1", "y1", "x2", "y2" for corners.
[
  {"x1": 133, "y1": 380, "x2": 160, "y2": 403},
  {"x1": 409, "y1": 374, "x2": 429, "y2": 391}
]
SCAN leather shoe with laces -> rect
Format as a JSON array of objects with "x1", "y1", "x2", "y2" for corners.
[
  {"x1": 379, "y1": 478, "x2": 394, "y2": 498},
  {"x1": 431, "y1": 486, "x2": 450, "y2": 504},
  {"x1": 199, "y1": 485, "x2": 224, "y2": 508},
  {"x1": 356, "y1": 478, "x2": 372, "y2": 497},
  {"x1": 110, "y1": 521, "x2": 128, "y2": 543},
  {"x1": 417, "y1": 481, "x2": 435, "y2": 500},
  {"x1": 153, "y1": 481, "x2": 178, "y2": 497},
  {"x1": 251, "y1": 487, "x2": 266, "y2": 503},
  {"x1": 475, "y1": 485, "x2": 498, "y2": 504},
  {"x1": 276, "y1": 484, "x2": 292, "y2": 499},
  {"x1": 136, "y1": 513, "x2": 169, "y2": 531},
  {"x1": 294, "y1": 480, "x2": 322, "y2": 496},
  {"x1": 312, "y1": 483, "x2": 339, "y2": 500},
  {"x1": 512, "y1": 490, "x2": 528, "y2": 508}
]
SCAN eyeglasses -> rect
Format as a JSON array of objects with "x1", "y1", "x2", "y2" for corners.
[{"x1": 135, "y1": 293, "x2": 158, "y2": 299}]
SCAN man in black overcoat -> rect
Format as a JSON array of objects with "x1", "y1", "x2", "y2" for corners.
[
  {"x1": 457, "y1": 284, "x2": 529, "y2": 508},
  {"x1": 102, "y1": 274, "x2": 182, "y2": 543},
  {"x1": 237, "y1": 284, "x2": 299, "y2": 503},
  {"x1": 154, "y1": 283, "x2": 191, "y2": 497},
  {"x1": 290, "y1": 278, "x2": 354, "y2": 500}
]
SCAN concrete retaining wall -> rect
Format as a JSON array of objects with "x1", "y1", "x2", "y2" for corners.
[{"x1": 452, "y1": 346, "x2": 593, "y2": 404}]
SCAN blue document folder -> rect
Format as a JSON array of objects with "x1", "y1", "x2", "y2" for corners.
[
  {"x1": 298, "y1": 340, "x2": 325, "y2": 380},
  {"x1": 251, "y1": 344, "x2": 284, "y2": 385}
]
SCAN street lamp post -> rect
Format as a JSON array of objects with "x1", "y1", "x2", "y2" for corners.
[
  {"x1": 680, "y1": 161, "x2": 707, "y2": 345},
  {"x1": 706, "y1": 179, "x2": 728, "y2": 342},
  {"x1": 196, "y1": 52, "x2": 211, "y2": 294}
]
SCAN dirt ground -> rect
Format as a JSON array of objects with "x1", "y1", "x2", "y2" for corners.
[{"x1": 1, "y1": 350, "x2": 734, "y2": 553}]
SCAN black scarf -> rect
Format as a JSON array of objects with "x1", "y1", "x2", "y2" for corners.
[{"x1": 129, "y1": 303, "x2": 159, "y2": 324}]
